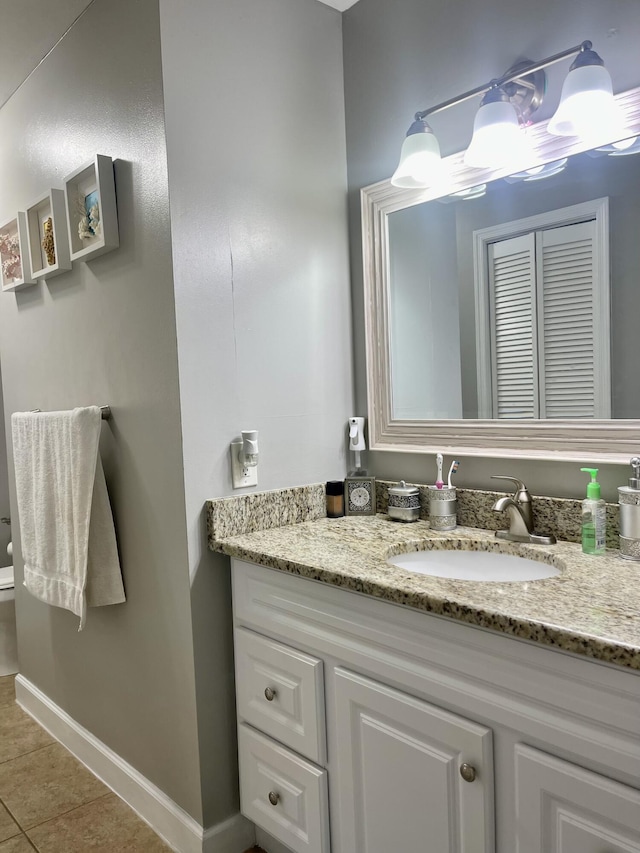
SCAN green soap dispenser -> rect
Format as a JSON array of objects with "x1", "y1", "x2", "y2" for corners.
[{"x1": 580, "y1": 468, "x2": 606, "y2": 555}]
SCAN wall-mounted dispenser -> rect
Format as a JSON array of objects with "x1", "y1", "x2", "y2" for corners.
[
  {"x1": 231, "y1": 430, "x2": 259, "y2": 489},
  {"x1": 348, "y1": 416, "x2": 366, "y2": 475}
]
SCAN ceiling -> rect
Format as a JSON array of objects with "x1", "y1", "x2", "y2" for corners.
[
  {"x1": 0, "y1": 0, "x2": 92, "y2": 110},
  {"x1": 0, "y1": 0, "x2": 359, "y2": 112}
]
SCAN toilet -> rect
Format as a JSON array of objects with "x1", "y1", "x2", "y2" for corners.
[{"x1": 0, "y1": 558, "x2": 17, "y2": 676}]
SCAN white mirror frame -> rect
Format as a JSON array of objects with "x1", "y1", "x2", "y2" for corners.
[{"x1": 362, "y1": 85, "x2": 640, "y2": 463}]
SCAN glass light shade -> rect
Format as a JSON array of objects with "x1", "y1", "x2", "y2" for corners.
[
  {"x1": 597, "y1": 135, "x2": 640, "y2": 156},
  {"x1": 505, "y1": 158, "x2": 568, "y2": 183},
  {"x1": 464, "y1": 100, "x2": 534, "y2": 170},
  {"x1": 391, "y1": 125, "x2": 443, "y2": 188},
  {"x1": 548, "y1": 64, "x2": 625, "y2": 143},
  {"x1": 450, "y1": 183, "x2": 487, "y2": 200}
]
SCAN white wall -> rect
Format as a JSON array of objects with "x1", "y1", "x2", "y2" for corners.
[{"x1": 159, "y1": 0, "x2": 353, "y2": 829}]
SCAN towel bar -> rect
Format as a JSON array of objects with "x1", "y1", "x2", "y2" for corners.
[{"x1": 30, "y1": 406, "x2": 111, "y2": 420}]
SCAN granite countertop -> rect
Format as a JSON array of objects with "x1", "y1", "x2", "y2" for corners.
[{"x1": 211, "y1": 514, "x2": 640, "y2": 671}]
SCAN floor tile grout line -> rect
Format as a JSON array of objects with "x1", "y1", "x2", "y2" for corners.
[
  {"x1": 0, "y1": 675, "x2": 170, "y2": 850},
  {"x1": 1, "y1": 828, "x2": 23, "y2": 845},
  {"x1": 21, "y1": 831, "x2": 40, "y2": 852},
  {"x1": 21, "y1": 790, "x2": 115, "y2": 834},
  {"x1": 0, "y1": 792, "x2": 24, "y2": 831},
  {"x1": 0, "y1": 739, "x2": 57, "y2": 768}
]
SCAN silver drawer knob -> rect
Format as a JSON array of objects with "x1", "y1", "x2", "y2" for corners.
[
  {"x1": 268, "y1": 791, "x2": 280, "y2": 806},
  {"x1": 460, "y1": 763, "x2": 477, "y2": 783},
  {"x1": 264, "y1": 687, "x2": 277, "y2": 702}
]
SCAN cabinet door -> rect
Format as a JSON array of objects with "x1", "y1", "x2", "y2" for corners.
[
  {"x1": 515, "y1": 744, "x2": 640, "y2": 852},
  {"x1": 332, "y1": 668, "x2": 494, "y2": 853}
]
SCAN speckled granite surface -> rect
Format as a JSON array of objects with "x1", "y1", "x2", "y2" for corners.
[
  {"x1": 209, "y1": 494, "x2": 639, "y2": 670},
  {"x1": 207, "y1": 483, "x2": 325, "y2": 540}
]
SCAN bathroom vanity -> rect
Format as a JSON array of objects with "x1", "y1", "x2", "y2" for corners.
[{"x1": 210, "y1": 513, "x2": 640, "y2": 853}]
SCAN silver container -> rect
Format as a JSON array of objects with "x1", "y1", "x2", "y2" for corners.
[
  {"x1": 388, "y1": 480, "x2": 421, "y2": 522},
  {"x1": 619, "y1": 456, "x2": 640, "y2": 560},
  {"x1": 428, "y1": 485, "x2": 457, "y2": 531}
]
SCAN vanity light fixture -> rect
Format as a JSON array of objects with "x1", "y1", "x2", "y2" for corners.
[{"x1": 391, "y1": 40, "x2": 626, "y2": 189}]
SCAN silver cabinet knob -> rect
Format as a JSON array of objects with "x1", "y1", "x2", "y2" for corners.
[
  {"x1": 264, "y1": 687, "x2": 277, "y2": 702},
  {"x1": 460, "y1": 763, "x2": 477, "y2": 783},
  {"x1": 268, "y1": 791, "x2": 280, "y2": 806}
]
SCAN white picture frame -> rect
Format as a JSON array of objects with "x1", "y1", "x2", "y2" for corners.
[
  {"x1": 0, "y1": 212, "x2": 35, "y2": 291},
  {"x1": 64, "y1": 154, "x2": 118, "y2": 262},
  {"x1": 25, "y1": 189, "x2": 72, "y2": 280}
]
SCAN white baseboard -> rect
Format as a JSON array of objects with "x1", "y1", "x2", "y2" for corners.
[
  {"x1": 15, "y1": 675, "x2": 255, "y2": 853},
  {"x1": 203, "y1": 813, "x2": 255, "y2": 853},
  {"x1": 255, "y1": 827, "x2": 295, "y2": 853}
]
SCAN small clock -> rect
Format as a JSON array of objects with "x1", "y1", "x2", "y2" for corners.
[{"x1": 344, "y1": 476, "x2": 376, "y2": 516}]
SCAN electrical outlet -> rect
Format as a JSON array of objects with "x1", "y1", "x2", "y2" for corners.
[{"x1": 231, "y1": 439, "x2": 258, "y2": 489}]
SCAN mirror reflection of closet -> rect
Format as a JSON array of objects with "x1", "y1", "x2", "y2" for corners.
[{"x1": 474, "y1": 200, "x2": 609, "y2": 420}]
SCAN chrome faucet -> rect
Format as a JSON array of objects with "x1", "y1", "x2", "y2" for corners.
[{"x1": 491, "y1": 476, "x2": 556, "y2": 545}]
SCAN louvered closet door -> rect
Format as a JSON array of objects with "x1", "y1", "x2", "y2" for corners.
[
  {"x1": 537, "y1": 221, "x2": 607, "y2": 418},
  {"x1": 488, "y1": 233, "x2": 538, "y2": 419}
]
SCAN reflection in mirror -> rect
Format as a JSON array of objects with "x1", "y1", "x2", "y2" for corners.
[{"x1": 388, "y1": 146, "x2": 640, "y2": 422}]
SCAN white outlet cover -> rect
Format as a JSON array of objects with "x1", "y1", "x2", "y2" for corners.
[{"x1": 231, "y1": 440, "x2": 258, "y2": 489}]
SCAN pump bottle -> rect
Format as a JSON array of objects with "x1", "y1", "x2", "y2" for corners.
[
  {"x1": 580, "y1": 468, "x2": 606, "y2": 555},
  {"x1": 618, "y1": 456, "x2": 640, "y2": 561}
]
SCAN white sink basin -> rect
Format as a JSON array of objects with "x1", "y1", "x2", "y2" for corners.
[{"x1": 387, "y1": 547, "x2": 561, "y2": 582}]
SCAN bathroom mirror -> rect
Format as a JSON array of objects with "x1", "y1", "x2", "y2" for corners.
[{"x1": 362, "y1": 85, "x2": 640, "y2": 461}]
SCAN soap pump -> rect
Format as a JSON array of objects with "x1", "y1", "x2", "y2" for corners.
[
  {"x1": 580, "y1": 467, "x2": 606, "y2": 555},
  {"x1": 618, "y1": 456, "x2": 640, "y2": 561}
]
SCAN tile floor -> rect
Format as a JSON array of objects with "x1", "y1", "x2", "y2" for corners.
[{"x1": 0, "y1": 674, "x2": 171, "y2": 851}]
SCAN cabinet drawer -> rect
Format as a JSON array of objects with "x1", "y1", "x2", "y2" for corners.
[
  {"x1": 235, "y1": 627, "x2": 326, "y2": 763},
  {"x1": 238, "y1": 723, "x2": 330, "y2": 853}
]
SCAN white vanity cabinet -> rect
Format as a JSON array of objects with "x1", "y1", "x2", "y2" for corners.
[
  {"x1": 332, "y1": 668, "x2": 493, "y2": 853},
  {"x1": 231, "y1": 558, "x2": 640, "y2": 853},
  {"x1": 515, "y1": 745, "x2": 640, "y2": 853}
]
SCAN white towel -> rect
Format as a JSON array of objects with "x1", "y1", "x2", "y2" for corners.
[{"x1": 11, "y1": 407, "x2": 125, "y2": 629}]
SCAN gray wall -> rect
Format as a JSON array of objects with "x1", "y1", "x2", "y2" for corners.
[
  {"x1": 0, "y1": 0, "x2": 204, "y2": 822},
  {"x1": 159, "y1": 0, "x2": 352, "y2": 829},
  {"x1": 343, "y1": 0, "x2": 640, "y2": 500},
  {"x1": 389, "y1": 203, "x2": 462, "y2": 419},
  {"x1": 0, "y1": 368, "x2": 10, "y2": 559}
]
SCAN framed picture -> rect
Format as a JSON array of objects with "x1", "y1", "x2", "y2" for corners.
[
  {"x1": 64, "y1": 155, "x2": 118, "y2": 262},
  {"x1": 0, "y1": 213, "x2": 35, "y2": 291},
  {"x1": 344, "y1": 476, "x2": 377, "y2": 516},
  {"x1": 25, "y1": 189, "x2": 71, "y2": 280}
]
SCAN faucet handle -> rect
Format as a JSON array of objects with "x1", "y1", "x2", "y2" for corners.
[{"x1": 490, "y1": 476, "x2": 531, "y2": 502}]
